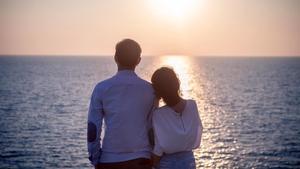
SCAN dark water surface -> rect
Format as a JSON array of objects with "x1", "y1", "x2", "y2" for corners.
[{"x1": 0, "y1": 56, "x2": 300, "y2": 168}]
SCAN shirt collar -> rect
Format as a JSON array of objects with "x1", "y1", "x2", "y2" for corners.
[{"x1": 116, "y1": 70, "x2": 137, "y2": 77}]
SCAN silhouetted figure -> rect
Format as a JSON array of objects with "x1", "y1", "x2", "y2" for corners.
[
  {"x1": 87, "y1": 39, "x2": 155, "y2": 169},
  {"x1": 151, "y1": 67, "x2": 203, "y2": 169}
]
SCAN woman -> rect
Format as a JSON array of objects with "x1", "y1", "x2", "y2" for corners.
[{"x1": 151, "y1": 67, "x2": 203, "y2": 169}]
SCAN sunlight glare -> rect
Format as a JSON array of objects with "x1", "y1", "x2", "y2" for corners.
[
  {"x1": 160, "y1": 55, "x2": 191, "y2": 98},
  {"x1": 149, "y1": 0, "x2": 199, "y2": 21}
]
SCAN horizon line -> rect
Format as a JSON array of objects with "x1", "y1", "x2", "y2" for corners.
[{"x1": 1, "y1": 54, "x2": 300, "y2": 58}]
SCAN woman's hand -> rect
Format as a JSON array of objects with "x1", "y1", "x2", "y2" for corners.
[{"x1": 151, "y1": 153, "x2": 161, "y2": 168}]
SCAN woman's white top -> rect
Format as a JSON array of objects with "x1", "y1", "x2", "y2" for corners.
[{"x1": 152, "y1": 99, "x2": 203, "y2": 156}]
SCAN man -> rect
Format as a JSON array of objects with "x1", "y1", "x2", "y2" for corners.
[{"x1": 87, "y1": 39, "x2": 156, "y2": 169}]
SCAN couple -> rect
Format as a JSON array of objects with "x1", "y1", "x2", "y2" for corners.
[{"x1": 87, "y1": 39, "x2": 203, "y2": 169}]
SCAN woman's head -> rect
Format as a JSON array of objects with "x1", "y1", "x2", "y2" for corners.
[{"x1": 151, "y1": 67, "x2": 181, "y2": 106}]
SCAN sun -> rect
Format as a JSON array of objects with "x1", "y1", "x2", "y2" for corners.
[{"x1": 149, "y1": 0, "x2": 198, "y2": 20}]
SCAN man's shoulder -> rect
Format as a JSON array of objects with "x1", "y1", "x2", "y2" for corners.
[
  {"x1": 94, "y1": 77, "x2": 115, "y2": 91},
  {"x1": 94, "y1": 75, "x2": 153, "y2": 93},
  {"x1": 136, "y1": 76, "x2": 153, "y2": 88}
]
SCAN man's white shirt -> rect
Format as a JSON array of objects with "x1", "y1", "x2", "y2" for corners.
[{"x1": 87, "y1": 70, "x2": 155, "y2": 165}]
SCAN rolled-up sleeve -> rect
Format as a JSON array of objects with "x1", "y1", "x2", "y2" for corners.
[
  {"x1": 87, "y1": 85, "x2": 104, "y2": 166},
  {"x1": 193, "y1": 101, "x2": 203, "y2": 149}
]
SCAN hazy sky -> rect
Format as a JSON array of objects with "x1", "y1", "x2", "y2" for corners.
[{"x1": 1, "y1": 0, "x2": 299, "y2": 56}]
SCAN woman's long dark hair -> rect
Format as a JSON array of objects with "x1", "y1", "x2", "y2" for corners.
[{"x1": 151, "y1": 67, "x2": 181, "y2": 107}]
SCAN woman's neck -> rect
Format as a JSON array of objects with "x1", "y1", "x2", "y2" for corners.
[{"x1": 171, "y1": 98, "x2": 186, "y2": 114}]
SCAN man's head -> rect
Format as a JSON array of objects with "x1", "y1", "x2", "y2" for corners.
[{"x1": 114, "y1": 39, "x2": 142, "y2": 70}]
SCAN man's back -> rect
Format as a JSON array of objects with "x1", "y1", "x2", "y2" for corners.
[{"x1": 88, "y1": 70, "x2": 155, "y2": 165}]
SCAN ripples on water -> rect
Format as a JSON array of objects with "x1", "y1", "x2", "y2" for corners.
[{"x1": 0, "y1": 56, "x2": 300, "y2": 168}]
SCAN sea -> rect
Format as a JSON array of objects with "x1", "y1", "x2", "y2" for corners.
[{"x1": 0, "y1": 55, "x2": 300, "y2": 169}]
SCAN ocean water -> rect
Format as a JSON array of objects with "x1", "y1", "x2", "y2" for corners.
[{"x1": 0, "y1": 56, "x2": 300, "y2": 169}]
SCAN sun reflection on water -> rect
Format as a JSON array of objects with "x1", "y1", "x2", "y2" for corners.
[
  {"x1": 156, "y1": 55, "x2": 225, "y2": 168},
  {"x1": 159, "y1": 55, "x2": 192, "y2": 98}
]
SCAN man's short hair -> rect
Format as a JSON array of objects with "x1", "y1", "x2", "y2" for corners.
[{"x1": 115, "y1": 39, "x2": 142, "y2": 68}]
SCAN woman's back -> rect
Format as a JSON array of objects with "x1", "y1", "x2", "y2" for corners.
[{"x1": 152, "y1": 99, "x2": 203, "y2": 155}]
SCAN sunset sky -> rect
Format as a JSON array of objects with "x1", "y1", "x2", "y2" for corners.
[{"x1": 1, "y1": 0, "x2": 299, "y2": 56}]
